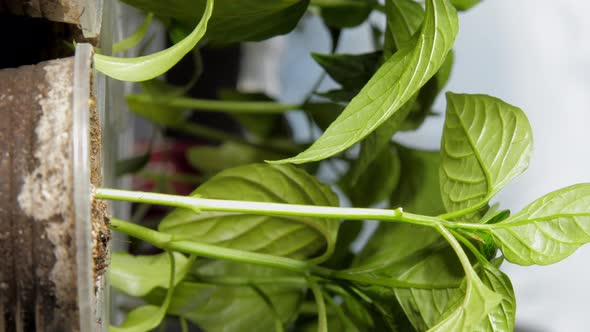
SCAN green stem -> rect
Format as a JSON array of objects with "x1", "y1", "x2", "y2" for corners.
[
  {"x1": 109, "y1": 218, "x2": 447, "y2": 289},
  {"x1": 450, "y1": 229, "x2": 488, "y2": 265},
  {"x1": 110, "y1": 218, "x2": 311, "y2": 274},
  {"x1": 127, "y1": 94, "x2": 301, "y2": 114},
  {"x1": 309, "y1": 279, "x2": 328, "y2": 332},
  {"x1": 96, "y1": 188, "x2": 445, "y2": 228},
  {"x1": 436, "y1": 225, "x2": 476, "y2": 279}
]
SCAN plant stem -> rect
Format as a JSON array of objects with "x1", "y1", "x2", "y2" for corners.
[
  {"x1": 96, "y1": 188, "x2": 446, "y2": 228},
  {"x1": 109, "y1": 218, "x2": 311, "y2": 274},
  {"x1": 127, "y1": 94, "x2": 302, "y2": 114},
  {"x1": 109, "y1": 218, "x2": 451, "y2": 289},
  {"x1": 309, "y1": 279, "x2": 328, "y2": 332}
]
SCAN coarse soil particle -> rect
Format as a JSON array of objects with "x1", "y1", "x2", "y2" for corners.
[{"x1": 89, "y1": 92, "x2": 110, "y2": 282}]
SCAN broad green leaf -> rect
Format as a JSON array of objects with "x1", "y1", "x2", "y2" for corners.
[
  {"x1": 273, "y1": 0, "x2": 458, "y2": 164},
  {"x1": 350, "y1": 224, "x2": 463, "y2": 331},
  {"x1": 489, "y1": 183, "x2": 590, "y2": 265},
  {"x1": 342, "y1": 145, "x2": 401, "y2": 207},
  {"x1": 186, "y1": 142, "x2": 283, "y2": 175},
  {"x1": 111, "y1": 252, "x2": 177, "y2": 332},
  {"x1": 391, "y1": 146, "x2": 446, "y2": 216},
  {"x1": 159, "y1": 164, "x2": 339, "y2": 263},
  {"x1": 95, "y1": 0, "x2": 213, "y2": 81},
  {"x1": 112, "y1": 13, "x2": 154, "y2": 54},
  {"x1": 440, "y1": 93, "x2": 533, "y2": 216},
  {"x1": 110, "y1": 251, "x2": 190, "y2": 297},
  {"x1": 202, "y1": 0, "x2": 309, "y2": 43},
  {"x1": 473, "y1": 262, "x2": 516, "y2": 332},
  {"x1": 425, "y1": 226, "x2": 502, "y2": 332},
  {"x1": 311, "y1": 52, "x2": 382, "y2": 90},
  {"x1": 426, "y1": 271, "x2": 501, "y2": 332},
  {"x1": 110, "y1": 305, "x2": 162, "y2": 332},
  {"x1": 450, "y1": 0, "x2": 480, "y2": 10},
  {"x1": 320, "y1": 0, "x2": 373, "y2": 28},
  {"x1": 147, "y1": 261, "x2": 304, "y2": 332},
  {"x1": 384, "y1": 0, "x2": 424, "y2": 58},
  {"x1": 401, "y1": 51, "x2": 454, "y2": 131},
  {"x1": 347, "y1": 97, "x2": 415, "y2": 186},
  {"x1": 133, "y1": 0, "x2": 310, "y2": 43}
]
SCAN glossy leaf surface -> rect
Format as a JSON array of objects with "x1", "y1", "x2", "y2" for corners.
[
  {"x1": 489, "y1": 184, "x2": 590, "y2": 265},
  {"x1": 472, "y1": 262, "x2": 516, "y2": 332},
  {"x1": 110, "y1": 251, "x2": 190, "y2": 297},
  {"x1": 95, "y1": 0, "x2": 213, "y2": 81},
  {"x1": 112, "y1": 13, "x2": 154, "y2": 54},
  {"x1": 440, "y1": 93, "x2": 533, "y2": 215},
  {"x1": 159, "y1": 164, "x2": 339, "y2": 262},
  {"x1": 274, "y1": 0, "x2": 458, "y2": 164}
]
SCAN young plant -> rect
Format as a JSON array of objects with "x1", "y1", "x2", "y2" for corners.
[{"x1": 96, "y1": 0, "x2": 589, "y2": 331}]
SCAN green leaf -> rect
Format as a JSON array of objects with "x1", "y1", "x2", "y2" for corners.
[
  {"x1": 450, "y1": 0, "x2": 480, "y2": 10},
  {"x1": 350, "y1": 224, "x2": 463, "y2": 331},
  {"x1": 111, "y1": 252, "x2": 177, "y2": 332},
  {"x1": 320, "y1": 0, "x2": 373, "y2": 28},
  {"x1": 488, "y1": 183, "x2": 590, "y2": 265},
  {"x1": 426, "y1": 272, "x2": 501, "y2": 332},
  {"x1": 95, "y1": 0, "x2": 213, "y2": 82},
  {"x1": 342, "y1": 145, "x2": 401, "y2": 207},
  {"x1": 426, "y1": 227, "x2": 502, "y2": 332},
  {"x1": 143, "y1": 0, "x2": 310, "y2": 43},
  {"x1": 158, "y1": 164, "x2": 340, "y2": 263},
  {"x1": 383, "y1": 0, "x2": 424, "y2": 58},
  {"x1": 391, "y1": 146, "x2": 446, "y2": 216},
  {"x1": 186, "y1": 142, "x2": 283, "y2": 175},
  {"x1": 473, "y1": 262, "x2": 516, "y2": 332},
  {"x1": 109, "y1": 251, "x2": 190, "y2": 297},
  {"x1": 204, "y1": 0, "x2": 310, "y2": 43},
  {"x1": 311, "y1": 52, "x2": 382, "y2": 90},
  {"x1": 347, "y1": 97, "x2": 415, "y2": 186},
  {"x1": 401, "y1": 51, "x2": 454, "y2": 131},
  {"x1": 273, "y1": 0, "x2": 458, "y2": 164},
  {"x1": 440, "y1": 93, "x2": 533, "y2": 217},
  {"x1": 112, "y1": 13, "x2": 154, "y2": 54},
  {"x1": 149, "y1": 261, "x2": 304, "y2": 332}
]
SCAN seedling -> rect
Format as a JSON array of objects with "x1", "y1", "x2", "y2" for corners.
[{"x1": 96, "y1": 0, "x2": 590, "y2": 331}]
